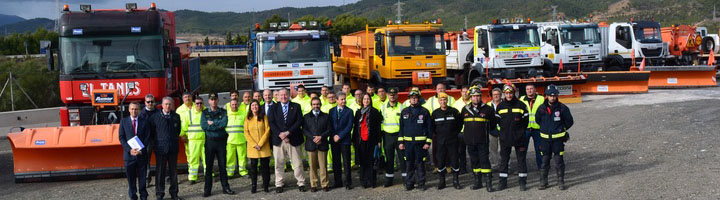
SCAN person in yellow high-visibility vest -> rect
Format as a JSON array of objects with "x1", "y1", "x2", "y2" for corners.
[
  {"x1": 342, "y1": 84, "x2": 354, "y2": 103},
  {"x1": 224, "y1": 90, "x2": 240, "y2": 110},
  {"x1": 320, "y1": 86, "x2": 331, "y2": 106},
  {"x1": 372, "y1": 87, "x2": 388, "y2": 110},
  {"x1": 320, "y1": 92, "x2": 337, "y2": 172},
  {"x1": 226, "y1": 98, "x2": 249, "y2": 177},
  {"x1": 180, "y1": 96, "x2": 207, "y2": 184},
  {"x1": 176, "y1": 92, "x2": 194, "y2": 181},
  {"x1": 293, "y1": 85, "x2": 312, "y2": 115},
  {"x1": 380, "y1": 87, "x2": 406, "y2": 187},
  {"x1": 519, "y1": 84, "x2": 545, "y2": 170}
]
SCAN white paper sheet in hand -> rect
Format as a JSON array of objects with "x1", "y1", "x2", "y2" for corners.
[{"x1": 127, "y1": 136, "x2": 145, "y2": 150}]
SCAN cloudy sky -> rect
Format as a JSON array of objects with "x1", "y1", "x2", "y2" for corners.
[{"x1": 0, "y1": 0, "x2": 359, "y2": 19}]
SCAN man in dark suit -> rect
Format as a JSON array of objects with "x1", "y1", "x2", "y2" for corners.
[
  {"x1": 120, "y1": 101, "x2": 151, "y2": 200},
  {"x1": 262, "y1": 89, "x2": 275, "y2": 116},
  {"x1": 139, "y1": 94, "x2": 159, "y2": 187},
  {"x1": 329, "y1": 92, "x2": 355, "y2": 190},
  {"x1": 268, "y1": 88, "x2": 306, "y2": 193},
  {"x1": 303, "y1": 97, "x2": 332, "y2": 192},
  {"x1": 148, "y1": 96, "x2": 182, "y2": 200}
]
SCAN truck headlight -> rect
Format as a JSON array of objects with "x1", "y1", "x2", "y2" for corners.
[{"x1": 69, "y1": 112, "x2": 80, "y2": 121}]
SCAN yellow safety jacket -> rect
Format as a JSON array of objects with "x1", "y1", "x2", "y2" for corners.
[
  {"x1": 381, "y1": 101, "x2": 404, "y2": 133},
  {"x1": 181, "y1": 107, "x2": 206, "y2": 140},
  {"x1": 293, "y1": 94, "x2": 312, "y2": 115},
  {"x1": 424, "y1": 95, "x2": 456, "y2": 115},
  {"x1": 321, "y1": 102, "x2": 337, "y2": 113},
  {"x1": 519, "y1": 95, "x2": 545, "y2": 129},
  {"x1": 226, "y1": 108, "x2": 246, "y2": 144}
]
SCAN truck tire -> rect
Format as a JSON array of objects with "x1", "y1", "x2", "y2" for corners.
[
  {"x1": 606, "y1": 57, "x2": 623, "y2": 71},
  {"x1": 470, "y1": 76, "x2": 488, "y2": 88},
  {"x1": 702, "y1": 37, "x2": 715, "y2": 53},
  {"x1": 542, "y1": 60, "x2": 556, "y2": 77}
]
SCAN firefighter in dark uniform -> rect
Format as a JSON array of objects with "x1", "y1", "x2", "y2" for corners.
[
  {"x1": 430, "y1": 92, "x2": 463, "y2": 190},
  {"x1": 495, "y1": 83, "x2": 530, "y2": 191},
  {"x1": 536, "y1": 85, "x2": 574, "y2": 190},
  {"x1": 398, "y1": 88, "x2": 433, "y2": 191},
  {"x1": 460, "y1": 86, "x2": 497, "y2": 192}
]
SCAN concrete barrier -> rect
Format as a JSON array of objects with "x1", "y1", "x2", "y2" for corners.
[{"x1": 0, "y1": 107, "x2": 61, "y2": 138}]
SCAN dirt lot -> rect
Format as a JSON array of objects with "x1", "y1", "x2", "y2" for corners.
[{"x1": 1, "y1": 86, "x2": 719, "y2": 199}]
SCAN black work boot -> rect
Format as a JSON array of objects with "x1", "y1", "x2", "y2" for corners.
[
  {"x1": 538, "y1": 169, "x2": 549, "y2": 190},
  {"x1": 485, "y1": 174, "x2": 494, "y2": 192},
  {"x1": 437, "y1": 172, "x2": 446, "y2": 190},
  {"x1": 557, "y1": 169, "x2": 567, "y2": 190},
  {"x1": 452, "y1": 172, "x2": 461, "y2": 189},
  {"x1": 384, "y1": 177, "x2": 393, "y2": 187},
  {"x1": 519, "y1": 177, "x2": 527, "y2": 191},
  {"x1": 498, "y1": 177, "x2": 507, "y2": 191},
  {"x1": 471, "y1": 173, "x2": 483, "y2": 190}
]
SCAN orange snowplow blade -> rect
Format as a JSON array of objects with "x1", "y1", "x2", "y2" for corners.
[
  {"x1": 8, "y1": 124, "x2": 188, "y2": 183},
  {"x1": 562, "y1": 71, "x2": 650, "y2": 94},
  {"x1": 488, "y1": 76, "x2": 587, "y2": 104},
  {"x1": 644, "y1": 66, "x2": 717, "y2": 88}
]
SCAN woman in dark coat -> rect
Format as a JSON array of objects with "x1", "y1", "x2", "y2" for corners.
[{"x1": 353, "y1": 93, "x2": 383, "y2": 188}]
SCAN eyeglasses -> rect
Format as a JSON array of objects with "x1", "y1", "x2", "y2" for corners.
[{"x1": 145, "y1": 101, "x2": 155, "y2": 103}]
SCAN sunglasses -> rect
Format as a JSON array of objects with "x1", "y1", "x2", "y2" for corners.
[
  {"x1": 195, "y1": 102, "x2": 203, "y2": 105},
  {"x1": 145, "y1": 101, "x2": 155, "y2": 103}
]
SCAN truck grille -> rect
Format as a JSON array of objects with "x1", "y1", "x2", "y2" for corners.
[
  {"x1": 504, "y1": 58, "x2": 532, "y2": 66},
  {"x1": 568, "y1": 54, "x2": 600, "y2": 62},
  {"x1": 268, "y1": 77, "x2": 324, "y2": 89},
  {"x1": 395, "y1": 69, "x2": 442, "y2": 78},
  {"x1": 641, "y1": 48, "x2": 662, "y2": 57}
]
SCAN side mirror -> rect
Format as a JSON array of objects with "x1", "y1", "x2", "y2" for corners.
[
  {"x1": 171, "y1": 47, "x2": 181, "y2": 68},
  {"x1": 247, "y1": 41, "x2": 255, "y2": 64},
  {"x1": 46, "y1": 49, "x2": 55, "y2": 71},
  {"x1": 333, "y1": 42, "x2": 341, "y2": 57}
]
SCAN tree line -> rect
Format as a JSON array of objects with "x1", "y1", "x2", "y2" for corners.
[{"x1": 0, "y1": 28, "x2": 58, "y2": 56}]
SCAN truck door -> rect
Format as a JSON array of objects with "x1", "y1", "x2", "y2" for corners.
[{"x1": 615, "y1": 25, "x2": 632, "y2": 50}]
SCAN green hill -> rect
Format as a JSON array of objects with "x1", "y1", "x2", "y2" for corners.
[
  {"x1": 0, "y1": 18, "x2": 54, "y2": 36},
  {"x1": 175, "y1": 0, "x2": 720, "y2": 35}
]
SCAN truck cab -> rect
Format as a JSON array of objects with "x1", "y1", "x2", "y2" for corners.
[
  {"x1": 54, "y1": 3, "x2": 194, "y2": 126},
  {"x1": 600, "y1": 21, "x2": 665, "y2": 69},
  {"x1": 537, "y1": 22, "x2": 603, "y2": 72},
  {"x1": 249, "y1": 22, "x2": 333, "y2": 91},
  {"x1": 472, "y1": 19, "x2": 544, "y2": 82}
]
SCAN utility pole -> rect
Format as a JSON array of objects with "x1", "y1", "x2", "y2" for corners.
[
  {"x1": 714, "y1": 4, "x2": 717, "y2": 21},
  {"x1": 464, "y1": 16, "x2": 468, "y2": 29},
  {"x1": 9, "y1": 72, "x2": 14, "y2": 111},
  {"x1": 0, "y1": 71, "x2": 39, "y2": 111},
  {"x1": 395, "y1": 0, "x2": 404, "y2": 23},
  {"x1": 551, "y1": 5, "x2": 558, "y2": 21}
]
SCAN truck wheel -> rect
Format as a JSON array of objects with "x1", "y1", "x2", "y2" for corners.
[
  {"x1": 606, "y1": 57, "x2": 623, "y2": 71},
  {"x1": 702, "y1": 37, "x2": 715, "y2": 53},
  {"x1": 542, "y1": 60, "x2": 556, "y2": 77},
  {"x1": 470, "y1": 76, "x2": 488, "y2": 88}
]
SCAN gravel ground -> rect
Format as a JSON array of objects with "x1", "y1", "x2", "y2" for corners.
[{"x1": 1, "y1": 86, "x2": 720, "y2": 199}]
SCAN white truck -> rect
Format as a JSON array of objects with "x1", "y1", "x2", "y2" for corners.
[
  {"x1": 599, "y1": 21, "x2": 666, "y2": 70},
  {"x1": 464, "y1": 19, "x2": 544, "y2": 86},
  {"x1": 536, "y1": 22, "x2": 603, "y2": 73},
  {"x1": 248, "y1": 22, "x2": 333, "y2": 91},
  {"x1": 697, "y1": 26, "x2": 720, "y2": 54}
]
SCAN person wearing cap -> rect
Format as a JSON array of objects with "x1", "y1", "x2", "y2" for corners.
[
  {"x1": 460, "y1": 86, "x2": 497, "y2": 192},
  {"x1": 398, "y1": 88, "x2": 433, "y2": 191},
  {"x1": 430, "y1": 92, "x2": 463, "y2": 190},
  {"x1": 452, "y1": 85, "x2": 471, "y2": 174},
  {"x1": 495, "y1": 83, "x2": 530, "y2": 191},
  {"x1": 380, "y1": 87, "x2": 406, "y2": 187},
  {"x1": 293, "y1": 85, "x2": 312, "y2": 115},
  {"x1": 519, "y1": 84, "x2": 545, "y2": 170},
  {"x1": 201, "y1": 93, "x2": 235, "y2": 197},
  {"x1": 535, "y1": 85, "x2": 574, "y2": 190},
  {"x1": 423, "y1": 82, "x2": 454, "y2": 173}
]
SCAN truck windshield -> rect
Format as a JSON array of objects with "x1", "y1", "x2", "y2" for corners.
[
  {"x1": 560, "y1": 27, "x2": 600, "y2": 45},
  {"x1": 490, "y1": 28, "x2": 540, "y2": 48},
  {"x1": 259, "y1": 39, "x2": 329, "y2": 64},
  {"x1": 387, "y1": 34, "x2": 445, "y2": 56},
  {"x1": 60, "y1": 35, "x2": 164, "y2": 74},
  {"x1": 633, "y1": 26, "x2": 662, "y2": 42}
]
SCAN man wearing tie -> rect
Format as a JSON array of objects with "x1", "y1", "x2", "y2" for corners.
[
  {"x1": 268, "y1": 88, "x2": 306, "y2": 193},
  {"x1": 120, "y1": 102, "x2": 151, "y2": 200},
  {"x1": 262, "y1": 89, "x2": 274, "y2": 119},
  {"x1": 148, "y1": 97, "x2": 182, "y2": 200}
]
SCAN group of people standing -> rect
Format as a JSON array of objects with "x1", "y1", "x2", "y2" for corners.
[{"x1": 119, "y1": 82, "x2": 574, "y2": 200}]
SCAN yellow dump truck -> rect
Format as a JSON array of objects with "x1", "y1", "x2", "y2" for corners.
[{"x1": 333, "y1": 21, "x2": 446, "y2": 90}]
